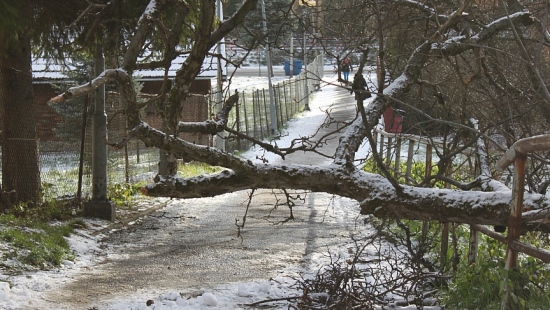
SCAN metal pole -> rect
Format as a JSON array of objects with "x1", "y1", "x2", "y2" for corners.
[
  {"x1": 85, "y1": 41, "x2": 115, "y2": 220},
  {"x1": 215, "y1": 0, "x2": 225, "y2": 151},
  {"x1": 92, "y1": 45, "x2": 107, "y2": 202},
  {"x1": 261, "y1": 0, "x2": 277, "y2": 134},
  {"x1": 303, "y1": 14, "x2": 310, "y2": 111},
  {"x1": 289, "y1": 31, "x2": 294, "y2": 78}
]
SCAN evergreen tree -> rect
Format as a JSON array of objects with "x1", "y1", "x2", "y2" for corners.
[
  {"x1": 0, "y1": 0, "x2": 87, "y2": 204},
  {"x1": 49, "y1": 59, "x2": 92, "y2": 143},
  {"x1": 224, "y1": 0, "x2": 294, "y2": 64}
]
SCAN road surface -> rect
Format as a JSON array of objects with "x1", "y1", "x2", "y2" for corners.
[{"x1": 41, "y1": 75, "x2": 368, "y2": 309}]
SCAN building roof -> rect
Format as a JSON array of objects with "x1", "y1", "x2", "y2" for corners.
[
  {"x1": 31, "y1": 58, "x2": 77, "y2": 83},
  {"x1": 134, "y1": 51, "x2": 227, "y2": 82},
  {"x1": 32, "y1": 43, "x2": 227, "y2": 83}
]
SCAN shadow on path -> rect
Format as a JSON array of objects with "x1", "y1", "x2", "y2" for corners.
[{"x1": 42, "y1": 76, "x2": 371, "y2": 309}]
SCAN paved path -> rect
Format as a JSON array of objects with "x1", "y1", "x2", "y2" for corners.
[{"x1": 42, "y1": 76, "x2": 368, "y2": 309}]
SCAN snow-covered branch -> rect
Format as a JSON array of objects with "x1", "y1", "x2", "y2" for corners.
[
  {"x1": 209, "y1": 0, "x2": 259, "y2": 46},
  {"x1": 334, "y1": 10, "x2": 535, "y2": 167},
  {"x1": 392, "y1": 0, "x2": 449, "y2": 24},
  {"x1": 121, "y1": 0, "x2": 162, "y2": 72},
  {"x1": 140, "y1": 159, "x2": 550, "y2": 229},
  {"x1": 48, "y1": 69, "x2": 131, "y2": 103},
  {"x1": 436, "y1": 12, "x2": 534, "y2": 56}
]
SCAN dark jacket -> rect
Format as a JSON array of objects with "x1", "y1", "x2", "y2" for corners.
[
  {"x1": 352, "y1": 73, "x2": 371, "y2": 100},
  {"x1": 342, "y1": 60, "x2": 351, "y2": 72}
]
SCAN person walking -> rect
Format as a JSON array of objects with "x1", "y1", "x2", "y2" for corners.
[
  {"x1": 341, "y1": 57, "x2": 352, "y2": 83},
  {"x1": 351, "y1": 72, "x2": 371, "y2": 101}
]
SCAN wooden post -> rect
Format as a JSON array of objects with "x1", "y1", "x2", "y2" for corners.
[
  {"x1": 505, "y1": 153, "x2": 526, "y2": 270},
  {"x1": 386, "y1": 137, "x2": 393, "y2": 166},
  {"x1": 378, "y1": 133, "x2": 385, "y2": 173},
  {"x1": 440, "y1": 223, "x2": 449, "y2": 270},
  {"x1": 406, "y1": 139, "x2": 415, "y2": 184},
  {"x1": 394, "y1": 137, "x2": 402, "y2": 178},
  {"x1": 451, "y1": 223, "x2": 459, "y2": 273},
  {"x1": 372, "y1": 130, "x2": 378, "y2": 171},
  {"x1": 441, "y1": 164, "x2": 453, "y2": 271},
  {"x1": 242, "y1": 92, "x2": 250, "y2": 137},
  {"x1": 468, "y1": 227, "x2": 479, "y2": 265},
  {"x1": 494, "y1": 135, "x2": 550, "y2": 310},
  {"x1": 468, "y1": 155, "x2": 481, "y2": 265},
  {"x1": 502, "y1": 154, "x2": 526, "y2": 310},
  {"x1": 236, "y1": 97, "x2": 241, "y2": 150},
  {"x1": 422, "y1": 144, "x2": 433, "y2": 239},
  {"x1": 425, "y1": 144, "x2": 432, "y2": 179}
]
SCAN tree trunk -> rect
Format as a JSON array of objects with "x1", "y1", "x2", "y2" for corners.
[{"x1": 0, "y1": 32, "x2": 41, "y2": 204}]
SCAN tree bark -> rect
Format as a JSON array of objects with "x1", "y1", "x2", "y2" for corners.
[
  {"x1": 0, "y1": 31, "x2": 40, "y2": 204},
  {"x1": 48, "y1": 1, "x2": 550, "y2": 232}
]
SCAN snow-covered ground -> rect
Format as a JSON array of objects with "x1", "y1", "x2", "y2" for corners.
[{"x1": 0, "y1": 73, "x2": 438, "y2": 310}]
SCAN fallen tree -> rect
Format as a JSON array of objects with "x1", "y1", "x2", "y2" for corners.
[{"x1": 50, "y1": 0, "x2": 550, "y2": 231}]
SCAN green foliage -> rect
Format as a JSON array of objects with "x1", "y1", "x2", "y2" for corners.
[
  {"x1": 108, "y1": 182, "x2": 144, "y2": 207},
  {"x1": 178, "y1": 161, "x2": 223, "y2": 177},
  {"x1": 371, "y1": 212, "x2": 550, "y2": 309},
  {"x1": 0, "y1": 1, "x2": 31, "y2": 53},
  {"x1": 0, "y1": 215, "x2": 76, "y2": 269},
  {"x1": 6, "y1": 186, "x2": 82, "y2": 221},
  {"x1": 362, "y1": 157, "x2": 445, "y2": 188},
  {"x1": 442, "y1": 235, "x2": 505, "y2": 309},
  {"x1": 442, "y1": 233, "x2": 550, "y2": 309},
  {"x1": 362, "y1": 155, "x2": 474, "y2": 188},
  {"x1": 0, "y1": 1, "x2": 22, "y2": 35}
]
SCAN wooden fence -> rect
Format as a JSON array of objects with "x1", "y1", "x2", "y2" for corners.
[{"x1": 374, "y1": 128, "x2": 550, "y2": 309}]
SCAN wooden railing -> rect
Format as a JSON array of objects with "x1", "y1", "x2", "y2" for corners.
[
  {"x1": 374, "y1": 127, "x2": 477, "y2": 272},
  {"x1": 373, "y1": 128, "x2": 550, "y2": 309}
]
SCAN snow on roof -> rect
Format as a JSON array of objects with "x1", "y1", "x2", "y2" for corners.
[
  {"x1": 32, "y1": 42, "x2": 227, "y2": 82},
  {"x1": 135, "y1": 50, "x2": 227, "y2": 81},
  {"x1": 31, "y1": 58, "x2": 77, "y2": 82}
]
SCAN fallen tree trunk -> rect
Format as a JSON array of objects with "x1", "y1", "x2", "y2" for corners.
[{"x1": 141, "y1": 157, "x2": 550, "y2": 230}]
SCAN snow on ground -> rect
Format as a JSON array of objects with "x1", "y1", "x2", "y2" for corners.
[
  {"x1": 0, "y1": 218, "x2": 112, "y2": 309},
  {"x1": 0, "y1": 204, "x2": 366, "y2": 310},
  {"x1": 240, "y1": 70, "x2": 374, "y2": 166},
  {"x1": 0, "y1": 71, "x2": 438, "y2": 310}
]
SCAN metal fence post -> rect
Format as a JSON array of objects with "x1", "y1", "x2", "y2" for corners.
[{"x1": 84, "y1": 42, "x2": 115, "y2": 221}]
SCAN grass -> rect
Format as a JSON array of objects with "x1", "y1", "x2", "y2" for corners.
[
  {"x1": 178, "y1": 161, "x2": 223, "y2": 177},
  {"x1": 0, "y1": 214, "x2": 80, "y2": 269},
  {"x1": 36, "y1": 148, "x2": 161, "y2": 198},
  {"x1": 0, "y1": 159, "x2": 222, "y2": 270}
]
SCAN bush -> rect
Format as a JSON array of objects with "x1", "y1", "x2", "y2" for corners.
[{"x1": 442, "y1": 234, "x2": 550, "y2": 309}]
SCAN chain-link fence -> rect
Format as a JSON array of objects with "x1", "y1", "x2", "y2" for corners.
[
  {"x1": 221, "y1": 54, "x2": 325, "y2": 152},
  {"x1": 34, "y1": 90, "x2": 162, "y2": 199},
  {"x1": 1, "y1": 54, "x2": 324, "y2": 202}
]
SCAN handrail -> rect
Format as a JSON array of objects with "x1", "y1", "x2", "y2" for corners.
[
  {"x1": 493, "y1": 134, "x2": 550, "y2": 309},
  {"x1": 495, "y1": 134, "x2": 550, "y2": 171}
]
